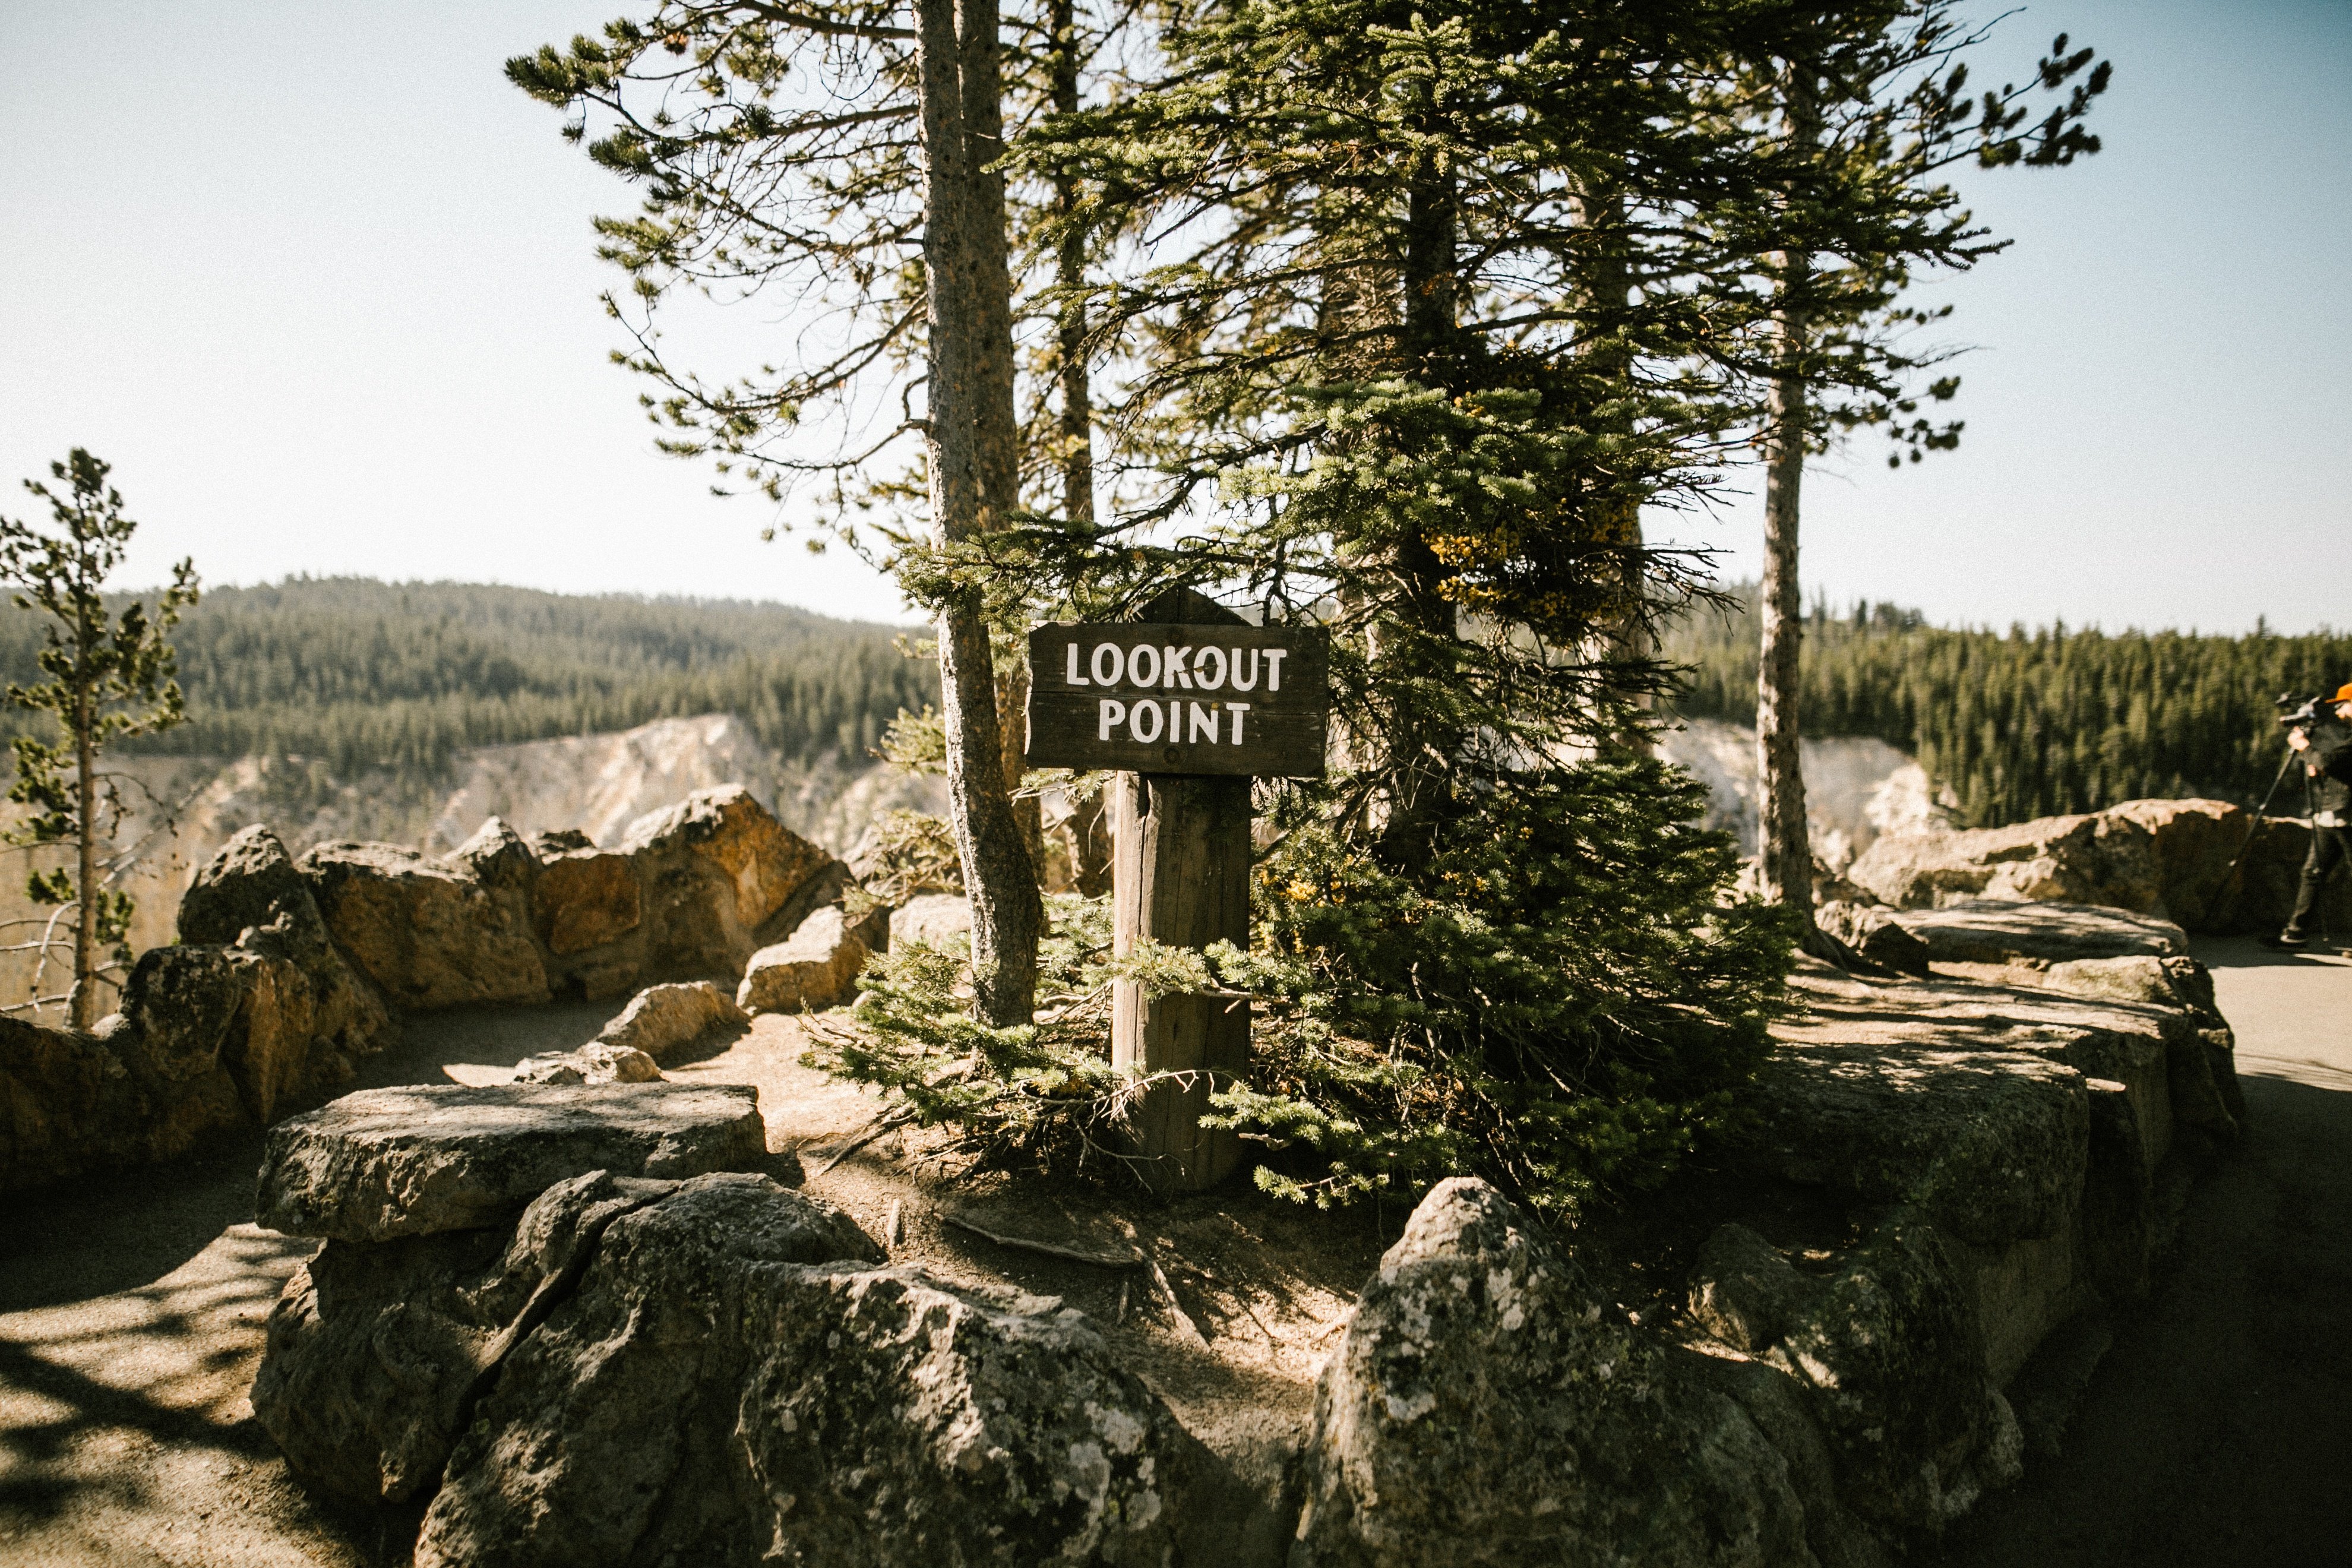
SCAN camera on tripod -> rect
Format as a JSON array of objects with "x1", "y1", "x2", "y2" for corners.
[{"x1": 2276, "y1": 691, "x2": 2343, "y2": 732}]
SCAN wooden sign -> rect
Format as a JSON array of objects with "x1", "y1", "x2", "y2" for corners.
[{"x1": 1023, "y1": 622, "x2": 1329, "y2": 777}]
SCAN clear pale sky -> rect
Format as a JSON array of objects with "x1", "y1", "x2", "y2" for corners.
[{"x1": 2, "y1": 0, "x2": 2345, "y2": 633}]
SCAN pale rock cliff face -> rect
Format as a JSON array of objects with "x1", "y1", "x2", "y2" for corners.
[
  {"x1": 1658, "y1": 716, "x2": 1954, "y2": 870},
  {"x1": 0, "y1": 715, "x2": 944, "y2": 1019}
]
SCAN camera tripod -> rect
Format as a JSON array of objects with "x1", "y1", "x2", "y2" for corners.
[{"x1": 2231, "y1": 736, "x2": 2339, "y2": 947}]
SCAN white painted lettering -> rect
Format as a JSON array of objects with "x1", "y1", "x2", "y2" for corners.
[
  {"x1": 1230, "y1": 649, "x2": 1259, "y2": 691},
  {"x1": 1066, "y1": 642, "x2": 1089, "y2": 686},
  {"x1": 1189, "y1": 701, "x2": 1219, "y2": 742},
  {"x1": 1098, "y1": 699, "x2": 1126, "y2": 740},
  {"x1": 1226, "y1": 702, "x2": 1250, "y2": 742},
  {"x1": 1131, "y1": 699, "x2": 1164, "y2": 742},
  {"x1": 1127, "y1": 644, "x2": 1161, "y2": 688},
  {"x1": 1162, "y1": 646, "x2": 1193, "y2": 689},
  {"x1": 1263, "y1": 649, "x2": 1288, "y2": 691},
  {"x1": 1193, "y1": 646, "x2": 1227, "y2": 690},
  {"x1": 1091, "y1": 642, "x2": 1124, "y2": 685}
]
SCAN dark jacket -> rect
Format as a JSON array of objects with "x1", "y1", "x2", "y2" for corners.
[{"x1": 2306, "y1": 716, "x2": 2352, "y2": 816}]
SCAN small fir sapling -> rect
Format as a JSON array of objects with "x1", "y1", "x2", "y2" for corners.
[{"x1": 0, "y1": 450, "x2": 198, "y2": 1028}]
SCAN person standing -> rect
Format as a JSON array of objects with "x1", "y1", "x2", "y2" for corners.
[{"x1": 2271, "y1": 682, "x2": 2352, "y2": 948}]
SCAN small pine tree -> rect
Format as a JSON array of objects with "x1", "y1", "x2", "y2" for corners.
[{"x1": 0, "y1": 450, "x2": 198, "y2": 1028}]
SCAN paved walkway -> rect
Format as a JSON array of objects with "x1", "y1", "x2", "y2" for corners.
[{"x1": 1929, "y1": 936, "x2": 2352, "y2": 1566}]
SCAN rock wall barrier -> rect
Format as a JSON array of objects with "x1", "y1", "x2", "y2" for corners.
[{"x1": 0, "y1": 785, "x2": 856, "y2": 1193}]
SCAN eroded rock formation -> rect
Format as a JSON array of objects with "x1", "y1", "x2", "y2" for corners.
[
  {"x1": 0, "y1": 786, "x2": 857, "y2": 1191},
  {"x1": 1851, "y1": 796, "x2": 2344, "y2": 934}
]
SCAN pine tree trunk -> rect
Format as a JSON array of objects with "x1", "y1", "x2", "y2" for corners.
[
  {"x1": 1050, "y1": 8, "x2": 1107, "y2": 900},
  {"x1": 956, "y1": 0, "x2": 1043, "y2": 874},
  {"x1": 1374, "y1": 161, "x2": 1463, "y2": 863},
  {"x1": 1050, "y1": 0, "x2": 1093, "y2": 535},
  {"x1": 1755, "y1": 309, "x2": 1816, "y2": 935},
  {"x1": 1758, "y1": 72, "x2": 1826, "y2": 953},
  {"x1": 1575, "y1": 182, "x2": 1652, "y2": 742},
  {"x1": 917, "y1": 0, "x2": 1041, "y2": 1025},
  {"x1": 70, "y1": 693, "x2": 97, "y2": 1029}
]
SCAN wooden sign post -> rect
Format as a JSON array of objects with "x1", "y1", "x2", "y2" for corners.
[{"x1": 1026, "y1": 588, "x2": 1328, "y2": 1193}]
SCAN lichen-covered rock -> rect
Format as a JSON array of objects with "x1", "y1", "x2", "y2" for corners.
[
  {"x1": 300, "y1": 842, "x2": 552, "y2": 1010},
  {"x1": 512, "y1": 1041, "x2": 663, "y2": 1086},
  {"x1": 255, "y1": 1082, "x2": 767, "y2": 1242},
  {"x1": 594, "y1": 981, "x2": 747, "y2": 1063},
  {"x1": 1292, "y1": 1178, "x2": 1817, "y2": 1567},
  {"x1": 415, "y1": 1172, "x2": 1205, "y2": 1568},
  {"x1": 1733, "y1": 1032, "x2": 2088, "y2": 1249},
  {"x1": 736, "y1": 906, "x2": 869, "y2": 1014},
  {"x1": 1688, "y1": 1224, "x2": 1822, "y2": 1354},
  {"x1": 252, "y1": 1169, "x2": 685, "y2": 1503},
  {"x1": 1768, "y1": 1212, "x2": 2024, "y2": 1528}
]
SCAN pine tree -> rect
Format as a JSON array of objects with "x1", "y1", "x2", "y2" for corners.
[
  {"x1": 1734, "y1": 5, "x2": 2108, "y2": 947},
  {"x1": 0, "y1": 451, "x2": 198, "y2": 1027},
  {"x1": 511, "y1": 1, "x2": 1049, "y2": 1022},
  {"x1": 960, "y1": 0, "x2": 1831, "y2": 1208}
]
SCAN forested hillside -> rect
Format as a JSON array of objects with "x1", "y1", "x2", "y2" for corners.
[
  {"x1": 1667, "y1": 590, "x2": 2352, "y2": 826},
  {"x1": 0, "y1": 578, "x2": 934, "y2": 777}
]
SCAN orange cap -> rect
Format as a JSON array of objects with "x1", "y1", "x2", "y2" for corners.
[{"x1": 2337, "y1": 682, "x2": 2352, "y2": 705}]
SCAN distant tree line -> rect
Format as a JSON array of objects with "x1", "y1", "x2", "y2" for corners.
[
  {"x1": 1666, "y1": 587, "x2": 2352, "y2": 826},
  {"x1": 0, "y1": 577, "x2": 935, "y2": 780}
]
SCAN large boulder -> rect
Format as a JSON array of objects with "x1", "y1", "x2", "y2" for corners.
[
  {"x1": 1291, "y1": 1178, "x2": 1834, "y2": 1568},
  {"x1": 617, "y1": 785, "x2": 846, "y2": 982},
  {"x1": 533, "y1": 847, "x2": 643, "y2": 956},
  {"x1": 594, "y1": 980, "x2": 748, "y2": 1063},
  {"x1": 736, "y1": 906, "x2": 870, "y2": 1014},
  {"x1": 252, "y1": 1169, "x2": 692, "y2": 1503},
  {"x1": 300, "y1": 842, "x2": 552, "y2": 1010},
  {"x1": 1847, "y1": 796, "x2": 2350, "y2": 935},
  {"x1": 1767, "y1": 1213, "x2": 2024, "y2": 1529},
  {"x1": 414, "y1": 1172, "x2": 1214, "y2": 1568},
  {"x1": 1886, "y1": 899, "x2": 2187, "y2": 965},
  {"x1": 0, "y1": 1014, "x2": 213, "y2": 1192},
  {"x1": 180, "y1": 824, "x2": 394, "y2": 1083},
  {"x1": 255, "y1": 1082, "x2": 769, "y2": 1243},
  {"x1": 1850, "y1": 812, "x2": 2160, "y2": 914},
  {"x1": 1733, "y1": 1027, "x2": 2088, "y2": 1250}
]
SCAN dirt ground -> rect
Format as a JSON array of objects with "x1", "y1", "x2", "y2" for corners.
[
  {"x1": 1925, "y1": 936, "x2": 2352, "y2": 1567},
  {"x1": 0, "y1": 1001, "x2": 1391, "y2": 1566}
]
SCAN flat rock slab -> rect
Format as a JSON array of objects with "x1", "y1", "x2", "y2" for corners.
[
  {"x1": 255, "y1": 1082, "x2": 767, "y2": 1243},
  {"x1": 1889, "y1": 899, "x2": 2187, "y2": 965}
]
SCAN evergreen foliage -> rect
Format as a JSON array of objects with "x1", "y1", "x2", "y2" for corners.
[
  {"x1": 0, "y1": 577, "x2": 934, "y2": 780},
  {"x1": 1206, "y1": 763, "x2": 1791, "y2": 1213},
  {"x1": 0, "y1": 450, "x2": 198, "y2": 1025},
  {"x1": 1667, "y1": 587, "x2": 2352, "y2": 825}
]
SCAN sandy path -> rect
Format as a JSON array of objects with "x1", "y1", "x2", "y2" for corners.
[
  {"x1": 0, "y1": 1001, "x2": 624, "y2": 1566},
  {"x1": 1927, "y1": 936, "x2": 2352, "y2": 1566}
]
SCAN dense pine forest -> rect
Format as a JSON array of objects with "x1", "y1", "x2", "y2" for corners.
[
  {"x1": 1666, "y1": 589, "x2": 2352, "y2": 826},
  {"x1": 0, "y1": 578, "x2": 934, "y2": 779}
]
